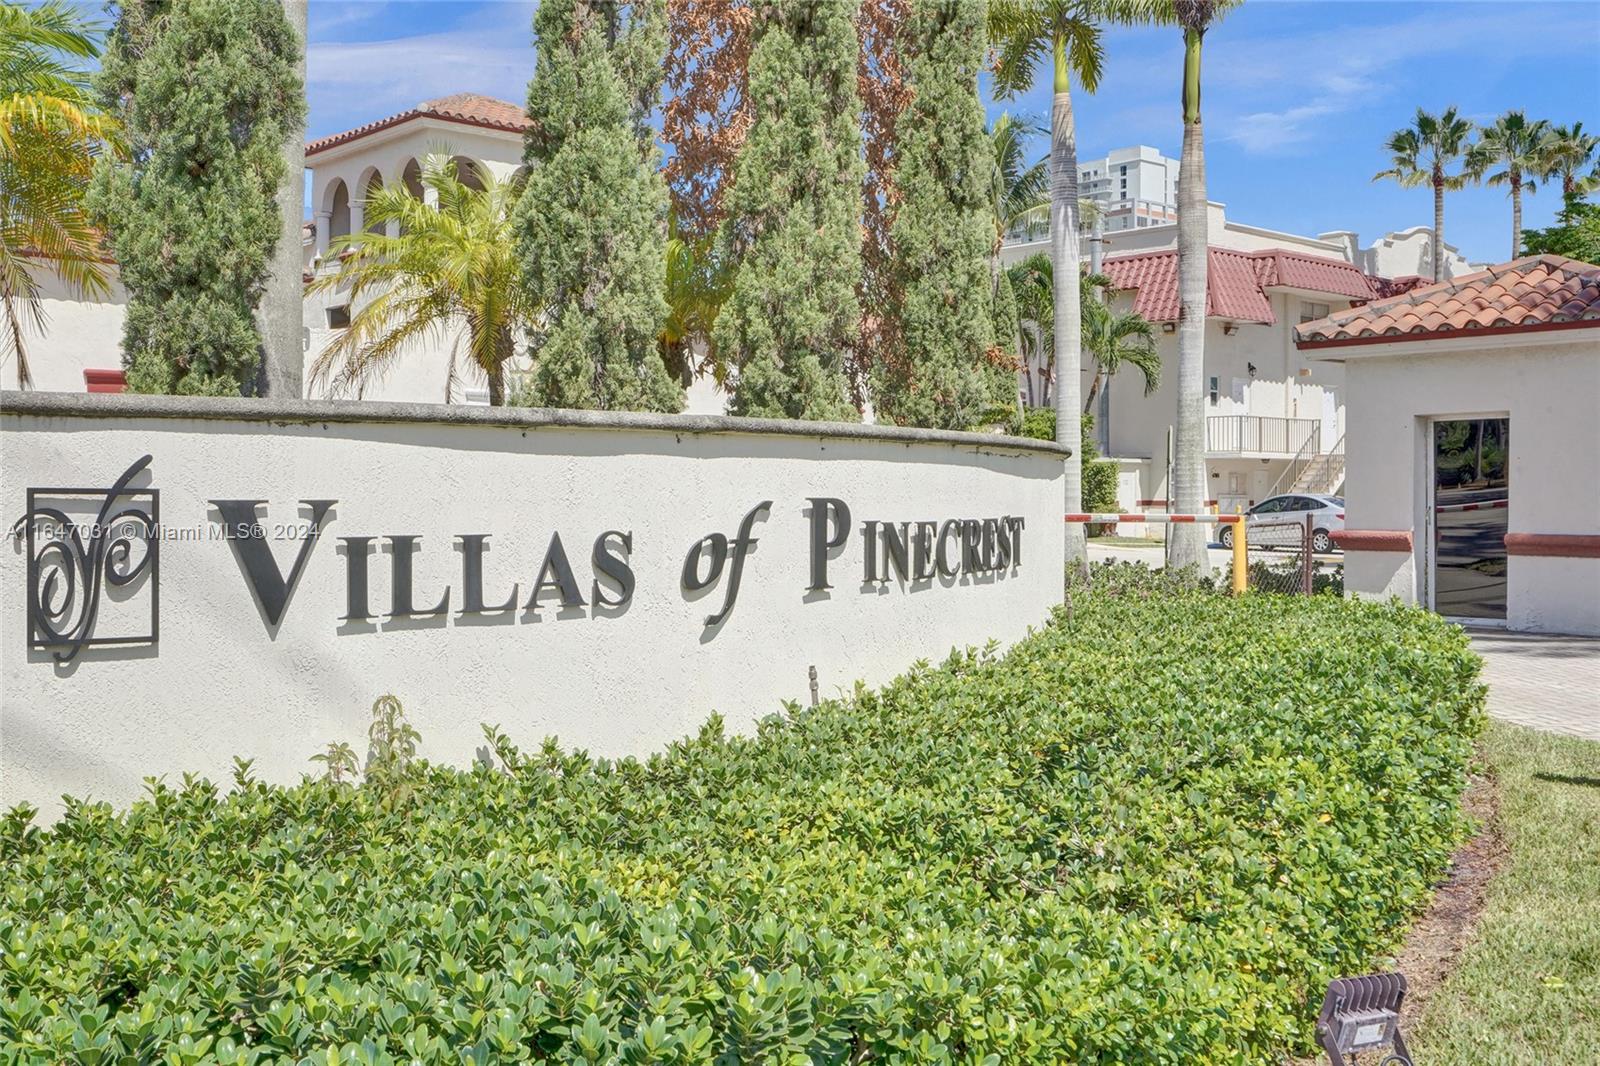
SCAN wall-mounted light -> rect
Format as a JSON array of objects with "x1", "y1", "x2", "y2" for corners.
[
  {"x1": 1247, "y1": 362, "x2": 1258, "y2": 379},
  {"x1": 1162, "y1": 322, "x2": 1176, "y2": 334},
  {"x1": 1223, "y1": 322, "x2": 1239, "y2": 336}
]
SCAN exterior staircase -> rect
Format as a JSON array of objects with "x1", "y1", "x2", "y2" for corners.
[
  {"x1": 1292, "y1": 437, "x2": 1345, "y2": 494},
  {"x1": 1268, "y1": 432, "x2": 1346, "y2": 498}
]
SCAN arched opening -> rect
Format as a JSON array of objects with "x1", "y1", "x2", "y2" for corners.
[
  {"x1": 361, "y1": 171, "x2": 384, "y2": 235},
  {"x1": 451, "y1": 155, "x2": 487, "y2": 193},
  {"x1": 401, "y1": 158, "x2": 424, "y2": 200},
  {"x1": 327, "y1": 179, "x2": 351, "y2": 241}
]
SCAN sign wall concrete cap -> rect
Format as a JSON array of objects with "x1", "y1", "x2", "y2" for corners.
[{"x1": 0, "y1": 391, "x2": 1074, "y2": 459}]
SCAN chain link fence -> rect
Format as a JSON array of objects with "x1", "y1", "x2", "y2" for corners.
[
  {"x1": 1069, "y1": 513, "x2": 1344, "y2": 596},
  {"x1": 1225, "y1": 517, "x2": 1345, "y2": 596}
]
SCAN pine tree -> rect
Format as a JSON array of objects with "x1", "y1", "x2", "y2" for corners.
[
  {"x1": 714, "y1": 0, "x2": 863, "y2": 422},
  {"x1": 516, "y1": 0, "x2": 681, "y2": 413},
  {"x1": 90, "y1": 0, "x2": 303, "y2": 396},
  {"x1": 872, "y1": 0, "x2": 998, "y2": 428}
]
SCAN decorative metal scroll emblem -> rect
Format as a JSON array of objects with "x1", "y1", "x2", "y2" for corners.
[{"x1": 12, "y1": 455, "x2": 159, "y2": 664}]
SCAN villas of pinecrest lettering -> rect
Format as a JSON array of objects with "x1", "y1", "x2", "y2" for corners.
[
  {"x1": 206, "y1": 492, "x2": 1026, "y2": 633},
  {"x1": 0, "y1": 395, "x2": 1064, "y2": 819}
]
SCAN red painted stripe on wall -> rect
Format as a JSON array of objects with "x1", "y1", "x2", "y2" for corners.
[
  {"x1": 1332, "y1": 529, "x2": 1413, "y2": 552},
  {"x1": 1504, "y1": 533, "x2": 1600, "y2": 559},
  {"x1": 83, "y1": 369, "x2": 126, "y2": 394}
]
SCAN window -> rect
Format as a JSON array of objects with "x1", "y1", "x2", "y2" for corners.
[
  {"x1": 1300, "y1": 301, "x2": 1330, "y2": 323},
  {"x1": 1208, "y1": 376, "x2": 1219, "y2": 404},
  {"x1": 1251, "y1": 498, "x2": 1285, "y2": 515},
  {"x1": 325, "y1": 305, "x2": 350, "y2": 329},
  {"x1": 1119, "y1": 164, "x2": 1127, "y2": 175}
]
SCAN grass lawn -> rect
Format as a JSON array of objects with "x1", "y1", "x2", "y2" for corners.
[{"x1": 1410, "y1": 722, "x2": 1600, "y2": 1062}]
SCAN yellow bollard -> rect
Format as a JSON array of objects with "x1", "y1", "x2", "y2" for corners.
[{"x1": 1230, "y1": 520, "x2": 1248, "y2": 596}]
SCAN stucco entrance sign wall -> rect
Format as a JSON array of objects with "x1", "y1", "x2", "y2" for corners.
[{"x1": 2, "y1": 394, "x2": 1066, "y2": 819}]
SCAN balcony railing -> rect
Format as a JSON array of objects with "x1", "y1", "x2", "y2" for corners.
[{"x1": 1206, "y1": 415, "x2": 1321, "y2": 456}]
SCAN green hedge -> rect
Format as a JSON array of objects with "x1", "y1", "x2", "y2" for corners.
[
  {"x1": 0, "y1": 572, "x2": 1484, "y2": 1064},
  {"x1": 1017, "y1": 407, "x2": 1119, "y2": 516}
]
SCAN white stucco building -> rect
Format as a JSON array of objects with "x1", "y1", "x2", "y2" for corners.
[
  {"x1": 1003, "y1": 202, "x2": 1383, "y2": 517},
  {"x1": 301, "y1": 93, "x2": 532, "y2": 405},
  {"x1": 302, "y1": 93, "x2": 730, "y2": 411},
  {"x1": 5, "y1": 262, "x2": 128, "y2": 395},
  {"x1": 1297, "y1": 255, "x2": 1600, "y2": 635},
  {"x1": 1318, "y1": 226, "x2": 1483, "y2": 284},
  {"x1": 8, "y1": 93, "x2": 729, "y2": 413}
]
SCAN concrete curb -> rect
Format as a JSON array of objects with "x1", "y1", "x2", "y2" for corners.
[{"x1": 1, "y1": 390, "x2": 1073, "y2": 459}]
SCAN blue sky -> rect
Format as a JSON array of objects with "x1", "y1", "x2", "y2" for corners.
[{"x1": 306, "y1": 0, "x2": 1600, "y2": 265}]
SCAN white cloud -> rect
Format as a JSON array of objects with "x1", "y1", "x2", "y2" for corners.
[
  {"x1": 1208, "y1": 4, "x2": 1599, "y2": 154},
  {"x1": 306, "y1": 2, "x2": 535, "y2": 136}
]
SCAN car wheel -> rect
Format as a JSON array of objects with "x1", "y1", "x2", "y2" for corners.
[
  {"x1": 1219, "y1": 526, "x2": 1233, "y2": 549},
  {"x1": 1313, "y1": 529, "x2": 1332, "y2": 554}
]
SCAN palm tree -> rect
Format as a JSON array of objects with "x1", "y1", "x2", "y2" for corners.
[
  {"x1": 0, "y1": 0, "x2": 117, "y2": 389},
  {"x1": 990, "y1": 112, "x2": 1050, "y2": 241},
  {"x1": 1540, "y1": 122, "x2": 1599, "y2": 199},
  {"x1": 1155, "y1": 0, "x2": 1241, "y2": 572},
  {"x1": 1470, "y1": 110, "x2": 1553, "y2": 259},
  {"x1": 989, "y1": 0, "x2": 1140, "y2": 575},
  {"x1": 660, "y1": 213, "x2": 735, "y2": 390},
  {"x1": 1007, "y1": 252, "x2": 1053, "y2": 407},
  {"x1": 1372, "y1": 107, "x2": 1476, "y2": 283},
  {"x1": 260, "y1": 0, "x2": 308, "y2": 397},
  {"x1": 306, "y1": 155, "x2": 536, "y2": 405},
  {"x1": 1081, "y1": 276, "x2": 1159, "y2": 414},
  {"x1": 1006, "y1": 257, "x2": 1156, "y2": 421}
]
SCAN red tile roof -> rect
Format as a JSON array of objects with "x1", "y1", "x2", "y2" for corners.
[
  {"x1": 306, "y1": 94, "x2": 530, "y2": 156},
  {"x1": 1295, "y1": 254, "x2": 1600, "y2": 347},
  {"x1": 1101, "y1": 246, "x2": 1376, "y2": 325},
  {"x1": 1249, "y1": 248, "x2": 1376, "y2": 301}
]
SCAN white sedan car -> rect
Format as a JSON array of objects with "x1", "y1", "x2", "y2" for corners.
[{"x1": 1218, "y1": 494, "x2": 1345, "y2": 554}]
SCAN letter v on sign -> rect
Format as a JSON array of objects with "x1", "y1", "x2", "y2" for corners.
[{"x1": 211, "y1": 500, "x2": 336, "y2": 628}]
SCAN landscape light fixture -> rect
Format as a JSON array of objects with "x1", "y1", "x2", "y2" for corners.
[{"x1": 1315, "y1": 972, "x2": 1412, "y2": 1066}]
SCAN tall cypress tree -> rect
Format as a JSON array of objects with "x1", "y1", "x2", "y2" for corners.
[
  {"x1": 873, "y1": 0, "x2": 998, "y2": 428},
  {"x1": 90, "y1": 0, "x2": 303, "y2": 396},
  {"x1": 714, "y1": 0, "x2": 863, "y2": 422},
  {"x1": 516, "y1": 0, "x2": 680, "y2": 413}
]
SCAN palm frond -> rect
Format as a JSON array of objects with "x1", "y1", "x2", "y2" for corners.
[{"x1": 306, "y1": 152, "x2": 537, "y2": 402}]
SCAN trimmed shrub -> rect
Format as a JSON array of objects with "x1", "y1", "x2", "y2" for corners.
[
  {"x1": 0, "y1": 580, "x2": 1483, "y2": 1063},
  {"x1": 1020, "y1": 408, "x2": 1119, "y2": 518}
]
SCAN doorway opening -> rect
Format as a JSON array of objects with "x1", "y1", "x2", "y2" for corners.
[{"x1": 1429, "y1": 417, "x2": 1509, "y2": 620}]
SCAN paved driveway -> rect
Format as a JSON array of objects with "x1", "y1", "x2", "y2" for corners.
[{"x1": 1469, "y1": 630, "x2": 1600, "y2": 741}]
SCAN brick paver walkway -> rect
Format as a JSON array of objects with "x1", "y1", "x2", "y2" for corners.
[{"x1": 1469, "y1": 630, "x2": 1600, "y2": 740}]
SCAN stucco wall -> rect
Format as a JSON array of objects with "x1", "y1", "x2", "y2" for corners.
[
  {"x1": 4, "y1": 264, "x2": 127, "y2": 393},
  {"x1": 1093, "y1": 292, "x2": 1347, "y2": 508},
  {"x1": 1, "y1": 394, "x2": 1066, "y2": 819},
  {"x1": 1331, "y1": 336, "x2": 1600, "y2": 634}
]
